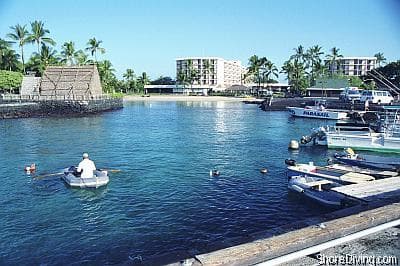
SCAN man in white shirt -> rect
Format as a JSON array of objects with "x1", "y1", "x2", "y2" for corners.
[{"x1": 77, "y1": 153, "x2": 96, "y2": 179}]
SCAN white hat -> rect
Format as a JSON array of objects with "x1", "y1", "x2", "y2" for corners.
[{"x1": 82, "y1": 153, "x2": 89, "y2": 158}]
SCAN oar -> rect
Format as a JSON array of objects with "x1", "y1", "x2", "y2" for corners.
[
  {"x1": 98, "y1": 168, "x2": 121, "y2": 173},
  {"x1": 34, "y1": 172, "x2": 64, "y2": 179}
]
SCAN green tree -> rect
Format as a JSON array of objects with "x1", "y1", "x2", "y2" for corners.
[
  {"x1": 262, "y1": 60, "x2": 278, "y2": 88},
  {"x1": 75, "y1": 50, "x2": 92, "y2": 65},
  {"x1": 326, "y1": 47, "x2": 343, "y2": 76},
  {"x1": 375, "y1": 60, "x2": 400, "y2": 88},
  {"x1": 0, "y1": 70, "x2": 23, "y2": 93},
  {"x1": 137, "y1": 72, "x2": 150, "y2": 94},
  {"x1": 97, "y1": 60, "x2": 116, "y2": 93},
  {"x1": 26, "y1": 43, "x2": 60, "y2": 74},
  {"x1": 290, "y1": 45, "x2": 306, "y2": 64},
  {"x1": 28, "y1": 20, "x2": 56, "y2": 53},
  {"x1": 281, "y1": 60, "x2": 309, "y2": 95},
  {"x1": 306, "y1": 45, "x2": 324, "y2": 85},
  {"x1": 0, "y1": 38, "x2": 13, "y2": 69},
  {"x1": 151, "y1": 76, "x2": 175, "y2": 85},
  {"x1": 2, "y1": 49, "x2": 20, "y2": 71},
  {"x1": 374, "y1": 52, "x2": 386, "y2": 67},
  {"x1": 85, "y1": 37, "x2": 105, "y2": 62},
  {"x1": 7, "y1": 24, "x2": 29, "y2": 73},
  {"x1": 61, "y1": 41, "x2": 77, "y2": 65},
  {"x1": 123, "y1": 68, "x2": 136, "y2": 93}
]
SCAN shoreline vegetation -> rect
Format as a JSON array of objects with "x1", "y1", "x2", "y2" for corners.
[{"x1": 1, "y1": 20, "x2": 397, "y2": 97}]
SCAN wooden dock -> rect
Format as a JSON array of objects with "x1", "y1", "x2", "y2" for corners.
[
  {"x1": 166, "y1": 202, "x2": 400, "y2": 266},
  {"x1": 332, "y1": 176, "x2": 400, "y2": 202}
]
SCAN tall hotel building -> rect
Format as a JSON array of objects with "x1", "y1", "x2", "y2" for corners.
[
  {"x1": 176, "y1": 57, "x2": 246, "y2": 92},
  {"x1": 326, "y1": 57, "x2": 377, "y2": 76}
]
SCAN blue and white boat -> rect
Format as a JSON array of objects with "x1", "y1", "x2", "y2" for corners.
[
  {"x1": 334, "y1": 148, "x2": 400, "y2": 171},
  {"x1": 287, "y1": 100, "x2": 348, "y2": 120},
  {"x1": 288, "y1": 175, "x2": 345, "y2": 207}
]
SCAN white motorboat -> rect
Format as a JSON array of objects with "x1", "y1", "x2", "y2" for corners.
[
  {"x1": 287, "y1": 103, "x2": 348, "y2": 120},
  {"x1": 287, "y1": 162, "x2": 375, "y2": 185},
  {"x1": 62, "y1": 166, "x2": 109, "y2": 188},
  {"x1": 326, "y1": 107, "x2": 400, "y2": 153},
  {"x1": 288, "y1": 175, "x2": 346, "y2": 207}
]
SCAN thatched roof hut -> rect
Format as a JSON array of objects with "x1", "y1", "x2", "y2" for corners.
[{"x1": 39, "y1": 65, "x2": 102, "y2": 97}]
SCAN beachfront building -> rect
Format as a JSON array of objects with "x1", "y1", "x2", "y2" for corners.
[
  {"x1": 175, "y1": 57, "x2": 247, "y2": 95},
  {"x1": 326, "y1": 57, "x2": 377, "y2": 76}
]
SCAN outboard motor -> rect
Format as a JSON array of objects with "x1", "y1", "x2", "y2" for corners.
[{"x1": 285, "y1": 158, "x2": 296, "y2": 166}]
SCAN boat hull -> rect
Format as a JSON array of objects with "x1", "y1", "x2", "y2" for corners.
[
  {"x1": 62, "y1": 168, "x2": 109, "y2": 188},
  {"x1": 287, "y1": 164, "x2": 375, "y2": 184},
  {"x1": 288, "y1": 176, "x2": 344, "y2": 207},
  {"x1": 287, "y1": 107, "x2": 348, "y2": 120},
  {"x1": 326, "y1": 133, "x2": 400, "y2": 153}
]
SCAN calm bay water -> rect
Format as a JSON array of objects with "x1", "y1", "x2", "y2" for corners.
[{"x1": 0, "y1": 101, "x2": 338, "y2": 265}]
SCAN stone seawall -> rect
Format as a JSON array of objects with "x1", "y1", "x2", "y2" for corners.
[{"x1": 0, "y1": 98, "x2": 123, "y2": 119}]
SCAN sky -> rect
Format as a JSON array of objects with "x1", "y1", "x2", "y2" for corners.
[{"x1": 0, "y1": 0, "x2": 399, "y2": 81}]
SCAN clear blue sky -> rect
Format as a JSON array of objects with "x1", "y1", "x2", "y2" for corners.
[{"x1": 1, "y1": 0, "x2": 399, "y2": 81}]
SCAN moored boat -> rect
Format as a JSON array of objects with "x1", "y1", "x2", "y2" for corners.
[
  {"x1": 333, "y1": 148, "x2": 400, "y2": 171},
  {"x1": 326, "y1": 107, "x2": 400, "y2": 153},
  {"x1": 288, "y1": 175, "x2": 345, "y2": 207},
  {"x1": 325, "y1": 163, "x2": 398, "y2": 179},
  {"x1": 287, "y1": 103, "x2": 348, "y2": 120},
  {"x1": 287, "y1": 162, "x2": 375, "y2": 184},
  {"x1": 62, "y1": 166, "x2": 109, "y2": 188}
]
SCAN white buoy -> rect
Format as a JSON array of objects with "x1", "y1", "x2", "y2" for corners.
[{"x1": 288, "y1": 140, "x2": 299, "y2": 150}]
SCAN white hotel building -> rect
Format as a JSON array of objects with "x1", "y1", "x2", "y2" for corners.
[
  {"x1": 175, "y1": 57, "x2": 246, "y2": 94},
  {"x1": 326, "y1": 56, "x2": 377, "y2": 76}
]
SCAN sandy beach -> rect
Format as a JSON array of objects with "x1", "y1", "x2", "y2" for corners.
[{"x1": 123, "y1": 95, "x2": 257, "y2": 102}]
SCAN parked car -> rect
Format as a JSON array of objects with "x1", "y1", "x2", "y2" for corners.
[
  {"x1": 360, "y1": 90, "x2": 394, "y2": 104},
  {"x1": 339, "y1": 88, "x2": 361, "y2": 102}
]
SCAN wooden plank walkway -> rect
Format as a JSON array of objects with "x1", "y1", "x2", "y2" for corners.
[
  {"x1": 167, "y1": 203, "x2": 400, "y2": 266},
  {"x1": 332, "y1": 176, "x2": 400, "y2": 202}
]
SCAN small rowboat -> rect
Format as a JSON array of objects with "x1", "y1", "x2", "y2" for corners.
[
  {"x1": 288, "y1": 175, "x2": 346, "y2": 207},
  {"x1": 62, "y1": 166, "x2": 109, "y2": 188}
]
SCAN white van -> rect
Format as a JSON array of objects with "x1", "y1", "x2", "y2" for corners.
[{"x1": 360, "y1": 90, "x2": 394, "y2": 104}]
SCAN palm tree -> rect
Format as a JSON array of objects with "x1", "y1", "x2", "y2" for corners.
[
  {"x1": 262, "y1": 60, "x2": 279, "y2": 89},
  {"x1": 247, "y1": 55, "x2": 265, "y2": 91},
  {"x1": 247, "y1": 55, "x2": 260, "y2": 84},
  {"x1": 123, "y1": 68, "x2": 136, "y2": 93},
  {"x1": 326, "y1": 47, "x2": 343, "y2": 76},
  {"x1": 85, "y1": 37, "x2": 105, "y2": 62},
  {"x1": 281, "y1": 60, "x2": 309, "y2": 95},
  {"x1": 306, "y1": 45, "x2": 324, "y2": 85},
  {"x1": 374, "y1": 52, "x2": 386, "y2": 67},
  {"x1": 123, "y1": 68, "x2": 135, "y2": 80},
  {"x1": 28, "y1": 20, "x2": 56, "y2": 53},
  {"x1": 2, "y1": 49, "x2": 20, "y2": 71},
  {"x1": 27, "y1": 44, "x2": 59, "y2": 74},
  {"x1": 61, "y1": 41, "x2": 77, "y2": 65},
  {"x1": 137, "y1": 72, "x2": 150, "y2": 94},
  {"x1": 97, "y1": 60, "x2": 116, "y2": 93},
  {"x1": 290, "y1": 45, "x2": 306, "y2": 64},
  {"x1": 7, "y1": 24, "x2": 29, "y2": 73},
  {"x1": 75, "y1": 50, "x2": 91, "y2": 65},
  {"x1": 0, "y1": 38, "x2": 12, "y2": 69}
]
